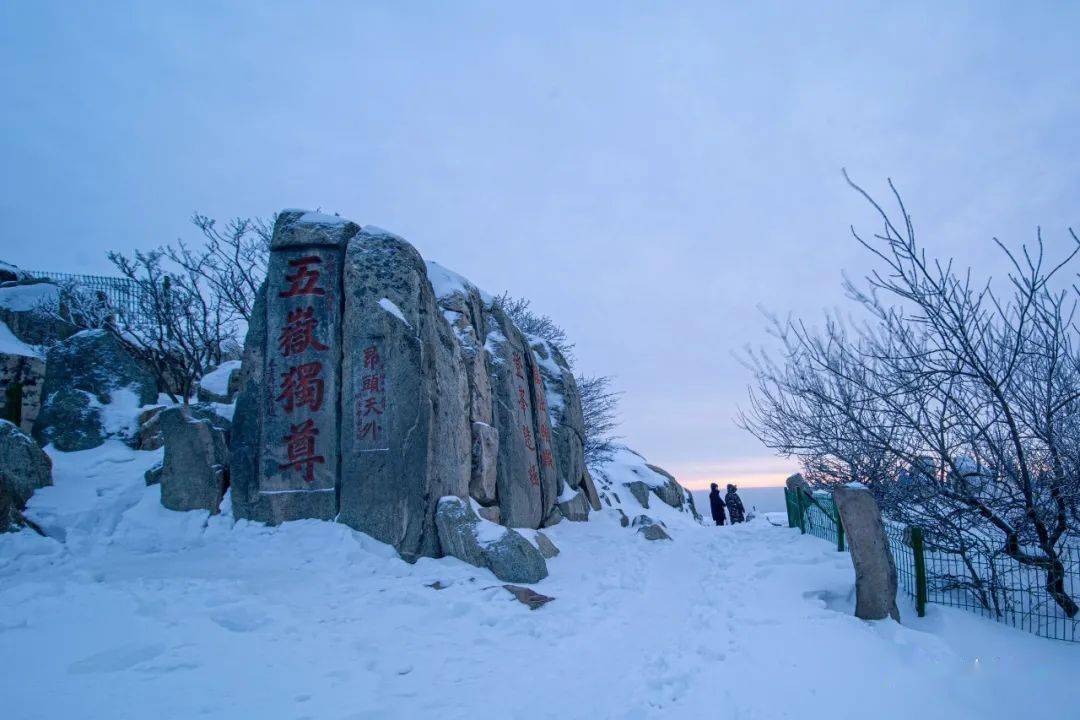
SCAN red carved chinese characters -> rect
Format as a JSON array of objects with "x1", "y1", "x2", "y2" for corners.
[
  {"x1": 280, "y1": 419, "x2": 325, "y2": 482},
  {"x1": 540, "y1": 448, "x2": 555, "y2": 469},
  {"x1": 278, "y1": 307, "x2": 328, "y2": 356},
  {"x1": 357, "y1": 344, "x2": 387, "y2": 445},
  {"x1": 278, "y1": 256, "x2": 326, "y2": 298},
  {"x1": 277, "y1": 361, "x2": 324, "y2": 413}
]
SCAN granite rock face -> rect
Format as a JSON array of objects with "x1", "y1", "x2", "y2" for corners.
[
  {"x1": 645, "y1": 464, "x2": 687, "y2": 510},
  {"x1": 338, "y1": 227, "x2": 470, "y2": 562},
  {"x1": 33, "y1": 330, "x2": 157, "y2": 451},
  {"x1": 434, "y1": 497, "x2": 548, "y2": 583},
  {"x1": 158, "y1": 407, "x2": 229, "y2": 514},
  {"x1": 469, "y1": 421, "x2": 499, "y2": 506},
  {"x1": 623, "y1": 480, "x2": 651, "y2": 509},
  {"x1": 230, "y1": 212, "x2": 359, "y2": 525},
  {"x1": 530, "y1": 340, "x2": 586, "y2": 495},
  {"x1": 557, "y1": 489, "x2": 591, "y2": 522},
  {"x1": 0, "y1": 419, "x2": 51, "y2": 519},
  {"x1": 229, "y1": 210, "x2": 587, "y2": 565},
  {"x1": 831, "y1": 484, "x2": 900, "y2": 621}
]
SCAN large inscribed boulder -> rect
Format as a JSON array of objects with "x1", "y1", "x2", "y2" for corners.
[
  {"x1": 338, "y1": 227, "x2": 471, "y2": 561},
  {"x1": 230, "y1": 211, "x2": 359, "y2": 524}
]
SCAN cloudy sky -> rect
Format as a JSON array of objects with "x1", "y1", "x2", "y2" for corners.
[{"x1": 3, "y1": 2, "x2": 1079, "y2": 487}]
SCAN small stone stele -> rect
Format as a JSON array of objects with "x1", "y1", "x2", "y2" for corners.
[{"x1": 831, "y1": 484, "x2": 900, "y2": 621}]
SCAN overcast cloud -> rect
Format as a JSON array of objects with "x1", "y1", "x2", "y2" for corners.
[{"x1": 3, "y1": 1, "x2": 1078, "y2": 486}]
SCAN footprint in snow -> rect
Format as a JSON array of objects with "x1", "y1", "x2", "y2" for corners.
[
  {"x1": 67, "y1": 643, "x2": 166, "y2": 674},
  {"x1": 209, "y1": 606, "x2": 270, "y2": 633}
]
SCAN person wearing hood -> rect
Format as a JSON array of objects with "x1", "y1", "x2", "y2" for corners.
[
  {"x1": 725, "y1": 484, "x2": 746, "y2": 524},
  {"x1": 708, "y1": 483, "x2": 726, "y2": 526}
]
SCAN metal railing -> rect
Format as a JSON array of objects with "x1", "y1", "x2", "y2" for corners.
[
  {"x1": 784, "y1": 486, "x2": 1080, "y2": 642},
  {"x1": 20, "y1": 270, "x2": 142, "y2": 320}
]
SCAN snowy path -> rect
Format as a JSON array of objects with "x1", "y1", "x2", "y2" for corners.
[{"x1": 2, "y1": 443, "x2": 1078, "y2": 719}]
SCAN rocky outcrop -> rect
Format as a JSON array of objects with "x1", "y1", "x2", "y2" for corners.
[
  {"x1": 0, "y1": 280, "x2": 73, "y2": 347},
  {"x1": 470, "y1": 421, "x2": 499, "y2": 506},
  {"x1": 624, "y1": 480, "x2": 651, "y2": 509},
  {"x1": 530, "y1": 340, "x2": 586, "y2": 496},
  {"x1": 533, "y1": 530, "x2": 560, "y2": 558},
  {"x1": 338, "y1": 227, "x2": 471, "y2": 562},
  {"x1": 0, "y1": 331, "x2": 45, "y2": 434},
  {"x1": 557, "y1": 489, "x2": 591, "y2": 522},
  {"x1": 158, "y1": 407, "x2": 229, "y2": 513},
  {"x1": 646, "y1": 464, "x2": 690, "y2": 510},
  {"x1": 229, "y1": 210, "x2": 588, "y2": 566},
  {"x1": 0, "y1": 420, "x2": 52, "y2": 530},
  {"x1": 434, "y1": 497, "x2": 548, "y2": 583},
  {"x1": 33, "y1": 330, "x2": 157, "y2": 451},
  {"x1": 831, "y1": 484, "x2": 900, "y2": 621}
]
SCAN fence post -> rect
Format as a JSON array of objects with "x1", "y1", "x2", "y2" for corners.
[
  {"x1": 836, "y1": 509, "x2": 845, "y2": 552},
  {"x1": 910, "y1": 525, "x2": 928, "y2": 617},
  {"x1": 797, "y1": 490, "x2": 807, "y2": 534}
]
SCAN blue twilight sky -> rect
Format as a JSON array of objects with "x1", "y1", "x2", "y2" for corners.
[{"x1": 3, "y1": 2, "x2": 1079, "y2": 487}]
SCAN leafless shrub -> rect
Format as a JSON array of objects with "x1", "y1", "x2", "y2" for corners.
[{"x1": 740, "y1": 173, "x2": 1080, "y2": 617}]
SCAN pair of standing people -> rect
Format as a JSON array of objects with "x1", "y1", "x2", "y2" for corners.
[{"x1": 709, "y1": 483, "x2": 744, "y2": 526}]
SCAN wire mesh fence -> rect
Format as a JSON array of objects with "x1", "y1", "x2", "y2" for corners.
[
  {"x1": 784, "y1": 486, "x2": 1080, "y2": 642},
  {"x1": 21, "y1": 270, "x2": 143, "y2": 321}
]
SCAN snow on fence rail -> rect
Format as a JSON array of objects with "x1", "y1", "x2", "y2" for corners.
[
  {"x1": 784, "y1": 486, "x2": 1080, "y2": 642},
  {"x1": 21, "y1": 269, "x2": 143, "y2": 320}
]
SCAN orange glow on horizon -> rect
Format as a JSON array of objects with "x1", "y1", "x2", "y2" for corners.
[{"x1": 659, "y1": 456, "x2": 794, "y2": 491}]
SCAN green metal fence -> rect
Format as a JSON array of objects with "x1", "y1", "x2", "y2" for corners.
[{"x1": 784, "y1": 486, "x2": 1080, "y2": 642}]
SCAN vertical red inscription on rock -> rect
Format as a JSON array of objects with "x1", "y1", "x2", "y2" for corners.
[
  {"x1": 357, "y1": 344, "x2": 388, "y2": 445},
  {"x1": 277, "y1": 361, "x2": 325, "y2": 413},
  {"x1": 280, "y1": 419, "x2": 325, "y2": 482},
  {"x1": 278, "y1": 256, "x2": 326, "y2": 298},
  {"x1": 279, "y1": 307, "x2": 328, "y2": 356}
]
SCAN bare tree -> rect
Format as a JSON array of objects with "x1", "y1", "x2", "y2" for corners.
[
  {"x1": 494, "y1": 292, "x2": 575, "y2": 363},
  {"x1": 166, "y1": 215, "x2": 271, "y2": 323},
  {"x1": 741, "y1": 173, "x2": 1080, "y2": 618},
  {"x1": 577, "y1": 374, "x2": 622, "y2": 467},
  {"x1": 56, "y1": 250, "x2": 237, "y2": 405}
]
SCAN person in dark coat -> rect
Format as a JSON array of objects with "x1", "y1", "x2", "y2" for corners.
[
  {"x1": 708, "y1": 483, "x2": 726, "y2": 526},
  {"x1": 725, "y1": 484, "x2": 745, "y2": 523}
]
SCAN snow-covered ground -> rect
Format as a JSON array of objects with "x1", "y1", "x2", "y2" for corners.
[{"x1": 2, "y1": 443, "x2": 1077, "y2": 719}]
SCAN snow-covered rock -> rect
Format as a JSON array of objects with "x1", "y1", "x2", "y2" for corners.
[
  {"x1": 590, "y1": 446, "x2": 703, "y2": 533},
  {"x1": 32, "y1": 330, "x2": 157, "y2": 451},
  {"x1": 0, "y1": 419, "x2": 51, "y2": 531},
  {"x1": 158, "y1": 407, "x2": 228, "y2": 514},
  {"x1": 0, "y1": 318, "x2": 46, "y2": 433},
  {"x1": 196, "y1": 360, "x2": 242, "y2": 404},
  {"x1": 434, "y1": 496, "x2": 548, "y2": 583},
  {"x1": 0, "y1": 280, "x2": 69, "y2": 347}
]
